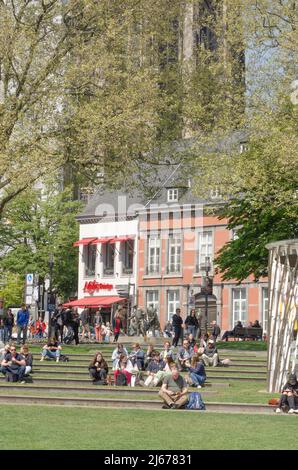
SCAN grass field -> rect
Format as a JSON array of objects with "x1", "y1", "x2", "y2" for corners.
[{"x1": 0, "y1": 405, "x2": 296, "y2": 450}]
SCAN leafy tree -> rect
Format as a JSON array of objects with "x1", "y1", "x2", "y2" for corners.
[
  {"x1": 0, "y1": 272, "x2": 24, "y2": 307},
  {"x1": 0, "y1": 180, "x2": 82, "y2": 299}
]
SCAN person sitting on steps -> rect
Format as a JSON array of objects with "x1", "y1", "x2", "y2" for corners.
[
  {"x1": 1, "y1": 344, "x2": 26, "y2": 383},
  {"x1": 201, "y1": 339, "x2": 219, "y2": 367},
  {"x1": 185, "y1": 353, "x2": 206, "y2": 389},
  {"x1": 276, "y1": 373, "x2": 298, "y2": 414},
  {"x1": 20, "y1": 344, "x2": 33, "y2": 377},
  {"x1": 89, "y1": 351, "x2": 109, "y2": 385},
  {"x1": 158, "y1": 365, "x2": 189, "y2": 410},
  {"x1": 40, "y1": 337, "x2": 62, "y2": 362},
  {"x1": 177, "y1": 339, "x2": 194, "y2": 371}
]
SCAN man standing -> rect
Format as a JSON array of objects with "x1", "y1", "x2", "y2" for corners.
[
  {"x1": 3, "y1": 309, "x2": 14, "y2": 343},
  {"x1": 158, "y1": 366, "x2": 189, "y2": 409},
  {"x1": 172, "y1": 308, "x2": 183, "y2": 348},
  {"x1": 16, "y1": 304, "x2": 30, "y2": 345},
  {"x1": 80, "y1": 308, "x2": 91, "y2": 341}
]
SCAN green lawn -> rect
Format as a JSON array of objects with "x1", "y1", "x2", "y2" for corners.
[
  {"x1": 0, "y1": 405, "x2": 296, "y2": 450},
  {"x1": 216, "y1": 341, "x2": 267, "y2": 351}
]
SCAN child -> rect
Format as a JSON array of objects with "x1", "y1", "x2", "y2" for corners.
[{"x1": 105, "y1": 322, "x2": 111, "y2": 343}]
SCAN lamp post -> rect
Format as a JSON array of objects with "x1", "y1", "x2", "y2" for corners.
[
  {"x1": 204, "y1": 256, "x2": 211, "y2": 335},
  {"x1": 48, "y1": 254, "x2": 55, "y2": 339}
]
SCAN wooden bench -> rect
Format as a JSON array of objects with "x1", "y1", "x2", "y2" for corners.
[{"x1": 233, "y1": 327, "x2": 263, "y2": 341}]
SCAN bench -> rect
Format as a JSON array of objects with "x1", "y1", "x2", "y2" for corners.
[{"x1": 233, "y1": 327, "x2": 263, "y2": 341}]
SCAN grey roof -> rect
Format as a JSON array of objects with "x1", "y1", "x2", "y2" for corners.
[{"x1": 77, "y1": 130, "x2": 248, "y2": 220}]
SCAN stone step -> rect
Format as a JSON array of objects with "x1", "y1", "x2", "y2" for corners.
[
  {"x1": 0, "y1": 384, "x2": 217, "y2": 396},
  {"x1": 28, "y1": 368, "x2": 266, "y2": 377},
  {"x1": 0, "y1": 376, "x2": 229, "y2": 387},
  {"x1": 0, "y1": 394, "x2": 277, "y2": 414},
  {"x1": 33, "y1": 361, "x2": 267, "y2": 369}
]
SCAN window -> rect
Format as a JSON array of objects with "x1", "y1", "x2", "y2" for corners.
[
  {"x1": 147, "y1": 237, "x2": 160, "y2": 274},
  {"x1": 167, "y1": 188, "x2": 179, "y2": 202},
  {"x1": 262, "y1": 288, "x2": 269, "y2": 334},
  {"x1": 146, "y1": 290, "x2": 159, "y2": 313},
  {"x1": 103, "y1": 243, "x2": 115, "y2": 276},
  {"x1": 84, "y1": 244, "x2": 96, "y2": 277},
  {"x1": 232, "y1": 288, "x2": 247, "y2": 325},
  {"x1": 197, "y1": 231, "x2": 213, "y2": 271},
  {"x1": 167, "y1": 290, "x2": 180, "y2": 321},
  {"x1": 122, "y1": 240, "x2": 134, "y2": 275},
  {"x1": 167, "y1": 234, "x2": 182, "y2": 274}
]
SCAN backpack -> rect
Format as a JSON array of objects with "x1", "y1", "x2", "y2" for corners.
[
  {"x1": 115, "y1": 372, "x2": 128, "y2": 386},
  {"x1": 60, "y1": 354, "x2": 69, "y2": 362},
  {"x1": 186, "y1": 392, "x2": 206, "y2": 410}
]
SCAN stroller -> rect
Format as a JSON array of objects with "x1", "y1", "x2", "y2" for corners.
[{"x1": 63, "y1": 326, "x2": 75, "y2": 345}]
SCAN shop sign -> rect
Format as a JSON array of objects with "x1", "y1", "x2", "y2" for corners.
[{"x1": 83, "y1": 281, "x2": 113, "y2": 293}]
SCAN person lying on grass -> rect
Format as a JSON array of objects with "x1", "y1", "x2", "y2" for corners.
[{"x1": 158, "y1": 365, "x2": 189, "y2": 410}]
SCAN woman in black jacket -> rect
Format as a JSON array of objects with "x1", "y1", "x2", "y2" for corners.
[
  {"x1": 89, "y1": 352, "x2": 109, "y2": 385},
  {"x1": 184, "y1": 309, "x2": 199, "y2": 338}
]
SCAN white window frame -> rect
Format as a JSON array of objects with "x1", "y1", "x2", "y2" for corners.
[
  {"x1": 197, "y1": 231, "x2": 213, "y2": 272},
  {"x1": 84, "y1": 244, "x2": 96, "y2": 277},
  {"x1": 167, "y1": 234, "x2": 182, "y2": 274},
  {"x1": 122, "y1": 240, "x2": 134, "y2": 274},
  {"x1": 167, "y1": 290, "x2": 180, "y2": 321},
  {"x1": 103, "y1": 243, "x2": 115, "y2": 275},
  {"x1": 147, "y1": 237, "x2": 160, "y2": 274},
  {"x1": 262, "y1": 287, "x2": 269, "y2": 334},
  {"x1": 167, "y1": 188, "x2": 179, "y2": 202},
  {"x1": 232, "y1": 288, "x2": 247, "y2": 325},
  {"x1": 146, "y1": 290, "x2": 159, "y2": 313}
]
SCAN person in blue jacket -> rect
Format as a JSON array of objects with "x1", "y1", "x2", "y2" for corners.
[
  {"x1": 186, "y1": 353, "x2": 206, "y2": 388},
  {"x1": 16, "y1": 304, "x2": 30, "y2": 345}
]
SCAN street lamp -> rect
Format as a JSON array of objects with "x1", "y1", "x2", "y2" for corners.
[
  {"x1": 48, "y1": 254, "x2": 55, "y2": 339},
  {"x1": 204, "y1": 256, "x2": 211, "y2": 335}
]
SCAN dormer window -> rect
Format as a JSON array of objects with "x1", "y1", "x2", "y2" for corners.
[{"x1": 167, "y1": 188, "x2": 179, "y2": 202}]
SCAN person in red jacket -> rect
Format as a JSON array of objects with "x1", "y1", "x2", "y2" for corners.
[
  {"x1": 112, "y1": 312, "x2": 122, "y2": 343},
  {"x1": 35, "y1": 317, "x2": 46, "y2": 339}
]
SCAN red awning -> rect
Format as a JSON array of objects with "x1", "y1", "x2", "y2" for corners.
[
  {"x1": 73, "y1": 238, "x2": 98, "y2": 247},
  {"x1": 94, "y1": 237, "x2": 114, "y2": 244},
  {"x1": 108, "y1": 235, "x2": 135, "y2": 243},
  {"x1": 63, "y1": 296, "x2": 126, "y2": 308}
]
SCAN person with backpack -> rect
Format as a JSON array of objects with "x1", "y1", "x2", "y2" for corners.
[
  {"x1": 114, "y1": 354, "x2": 133, "y2": 386},
  {"x1": 88, "y1": 352, "x2": 109, "y2": 385},
  {"x1": 1, "y1": 344, "x2": 26, "y2": 383},
  {"x1": 275, "y1": 373, "x2": 298, "y2": 414},
  {"x1": 40, "y1": 337, "x2": 62, "y2": 362},
  {"x1": 158, "y1": 365, "x2": 189, "y2": 409},
  {"x1": 185, "y1": 354, "x2": 206, "y2": 388}
]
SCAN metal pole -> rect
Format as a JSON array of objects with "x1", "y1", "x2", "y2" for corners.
[{"x1": 48, "y1": 256, "x2": 54, "y2": 340}]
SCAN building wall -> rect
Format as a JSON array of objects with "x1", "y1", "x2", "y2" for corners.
[
  {"x1": 137, "y1": 210, "x2": 268, "y2": 331},
  {"x1": 77, "y1": 219, "x2": 138, "y2": 302}
]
